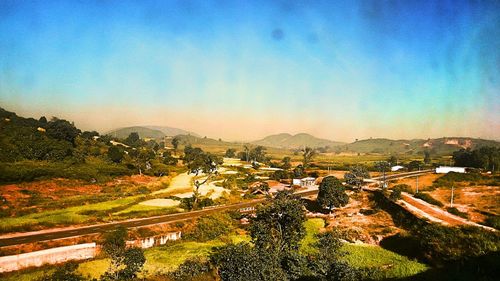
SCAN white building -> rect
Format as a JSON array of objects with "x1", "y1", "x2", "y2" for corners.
[
  {"x1": 435, "y1": 166, "x2": 466, "y2": 174},
  {"x1": 391, "y1": 165, "x2": 405, "y2": 172},
  {"x1": 293, "y1": 177, "x2": 316, "y2": 187}
]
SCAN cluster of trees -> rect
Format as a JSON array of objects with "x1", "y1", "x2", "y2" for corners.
[
  {"x1": 0, "y1": 108, "x2": 81, "y2": 162},
  {"x1": 172, "y1": 190, "x2": 359, "y2": 281},
  {"x1": 0, "y1": 108, "x2": 185, "y2": 182},
  {"x1": 453, "y1": 146, "x2": 499, "y2": 171}
]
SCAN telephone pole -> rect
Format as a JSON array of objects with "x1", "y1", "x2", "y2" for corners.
[
  {"x1": 450, "y1": 184, "x2": 454, "y2": 207},
  {"x1": 416, "y1": 166, "x2": 420, "y2": 193}
]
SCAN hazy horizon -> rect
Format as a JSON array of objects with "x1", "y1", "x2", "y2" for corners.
[{"x1": 1, "y1": 0, "x2": 499, "y2": 142}]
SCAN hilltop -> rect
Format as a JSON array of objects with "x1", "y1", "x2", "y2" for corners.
[
  {"x1": 337, "y1": 137, "x2": 500, "y2": 155},
  {"x1": 252, "y1": 133, "x2": 345, "y2": 149},
  {"x1": 106, "y1": 126, "x2": 198, "y2": 139}
]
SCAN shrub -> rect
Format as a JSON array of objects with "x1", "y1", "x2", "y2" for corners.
[
  {"x1": 484, "y1": 215, "x2": 500, "y2": 230},
  {"x1": 412, "y1": 224, "x2": 500, "y2": 266},
  {"x1": 446, "y1": 207, "x2": 468, "y2": 219},
  {"x1": 414, "y1": 192, "x2": 444, "y2": 207},
  {"x1": 169, "y1": 257, "x2": 212, "y2": 281},
  {"x1": 186, "y1": 213, "x2": 234, "y2": 241},
  {"x1": 389, "y1": 189, "x2": 402, "y2": 201},
  {"x1": 392, "y1": 184, "x2": 413, "y2": 193}
]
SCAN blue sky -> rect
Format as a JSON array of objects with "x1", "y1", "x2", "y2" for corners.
[{"x1": 0, "y1": 0, "x2": 499, "y2": 141}]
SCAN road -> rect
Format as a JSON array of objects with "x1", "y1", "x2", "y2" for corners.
[{"x1": 0, "y1": 171, "x2": 428, "y2": 247}]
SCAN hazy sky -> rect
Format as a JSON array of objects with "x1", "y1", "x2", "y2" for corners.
[{"x1": 0, "y1": 0, "x2": 499, "y2": 142}]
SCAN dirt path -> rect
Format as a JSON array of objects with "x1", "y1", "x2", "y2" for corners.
[
  {"x1": 152, "y1": 172, "x2": 194, "y2": 195},
  {"x1": 400, "y1": 192, "x2": 496, "y2": 231}
]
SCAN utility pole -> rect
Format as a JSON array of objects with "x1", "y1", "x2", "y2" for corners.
[
  {"x1": 450, "y1": 184, "x2": 454, "y2": 208},
  {"x1": 416, "y1": 166, "x2": 420, "y2": 193}
]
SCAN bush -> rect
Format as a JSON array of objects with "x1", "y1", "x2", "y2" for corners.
[
  {"x1": 484, "y1": 215, "x2": 500, "y2": 230},
  {"x1": 446, "y1": 207, "x2": 468, "y2": 219},
  {"x1": 186, "y1": 213, "x2": 234, "y2": 241},
  {"x1": 389, "y1": 189, "x2": 402, "y2": 201},
  {"x1": 412, "y1": 224, "x2": 500, "y2": 266},
  {"x1": 392, "y1": 184, "x2": 413, "y2": 193},
  {"x1": 169, "y1": 257, "x2": 212, "y2": 281},
  {"x1": 414, "y1": 192, "x2": 444, "y2": 207}
]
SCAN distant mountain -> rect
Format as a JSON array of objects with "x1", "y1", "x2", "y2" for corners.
[
  {"x1": 252, "y1": 133, "x2": 345, "y2": 149},
  {"x1": 144, "y1": 126, "x2": 200, "y2": 138},
  {"x1": 338, "y1": 137, "x2": 500, "y2": 155},
  {"x1": 106, "y1": 126, "x2": 198, "y2": 139}
]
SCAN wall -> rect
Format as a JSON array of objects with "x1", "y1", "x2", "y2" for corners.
[
  {"x1": 0, "y1": 243, "x2": 96, "y2": 273},
  {"x1": 0, "y1": 231, "x2": 182, "y2": 273}
]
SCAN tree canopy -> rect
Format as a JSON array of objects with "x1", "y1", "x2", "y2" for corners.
[{"x1": 317, "y1": 176, "x2": 349, "y2": 212}]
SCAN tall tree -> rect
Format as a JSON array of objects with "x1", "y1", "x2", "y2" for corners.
[
  {"x1": 107, "y1": 146, "x2": 124, "y2": 163},
  {"x1": 171, "y1": 136, "x2": 180, "y2": 153},
  {"x1": 281, "y1": 156, "x2": 292, "y2": 170},
  {"x1": 302, "y1": 147, "x2": 316, "y2": 168},
  {"x1": 344, "y1": 165, "x2": 370, "y2": 189},
  {"x1": 317, "y1": 176, "x2": 349, "y2": 213},
  {"x1": 45, "y1": 118, "x2": 81, "y2": 145},
  {"x1": 183, "y1": 146, "x2": 223, "y2": 207},
  {"x1": 424, "y1": 150, "x2": 431, "y2": 164},
  {"x1": 225, "y1": 148, "x2": 236, "y2": 158},
  {"x1": 249, "y1": 190, "x2": 306, "y2": 254},
  {"x1": 100, "y1": 227, "x2": 145, "y2": 281}
]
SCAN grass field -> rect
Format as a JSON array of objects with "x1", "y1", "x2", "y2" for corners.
[
  {"x1": 342, "y1": 243, "x2": 428, "y2": 279},
  {"x1": 0, "y1": 196, "x2": 143, "y2": 233},
  {"x1": 300, "y1": 218, "x2": 325, "y2": 255}
]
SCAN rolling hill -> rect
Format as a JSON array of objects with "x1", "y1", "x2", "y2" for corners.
[
  {"x1": 337, "y1": 137, "x2": 500, "y2": 155},
  {"x1": 252, "y1": 133, "x2": 345, "y2": 149},
  {"x1": 106, "y1": 126, "x2": 198, "y2": 139}
]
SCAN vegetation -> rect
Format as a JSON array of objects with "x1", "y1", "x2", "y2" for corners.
[
  {"x1": 453, "y1": 146, "x2": 499, "y2": 171},
  {"x1": 414, "y1": 192, "x2": 444, "y2": 207},
  {"x1": 100, "y1": 227, "x2": 146, "y2": 280},
  {"x1": 344, "y1": 165, "x2": 370, "y2": 188},
  {"x1": 317, "y1": 176, "x2": 349, "y2": 212}
]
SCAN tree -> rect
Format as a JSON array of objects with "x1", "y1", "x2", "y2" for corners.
[
  {"x1": 100, "y1": 227, "x2": 146, "y2": 281},
  {"x1": 387, "y1": 155, "x2": 398, "y2": 166},
  {"x1": 249, "y1": 146, "x2": 267, "y2": 163},
  {"x1": 250, "y1": 190, "x2": 306, "y2": 254},
  {"x1": 129, "y1": 148, "x2": 155, "y2": 175},
  {"x1": 225, "y1": 148, "x2": 236, "y2": 158},
  {"x1": 183, "y1": 146, "x2": 223, "y2": 207},
  {"x1": 344, "y1": 165, "x2": 370, "y2": 189},
  {"x1": 107, "y1": 146, "x2": 124, "y2": 163},
  {"x1": 124, "y1": 132, "x2": 141, "y2": 147},
  {"x1": 45, "y1": 118, "x2": 81, "y2": 145},
  {"x1": 293, "y1": 164, "x2": 306, "y2": 178},
  {"x1": 302, "y1": 147, "x2": 316, "y2": 168},
  {"x1": 424, "y1": 150, "x2": 431, "y2": 164},
  {"x1": 317, "y1": 176, "x2": 349, "y2": 213},
  {"x1": 172, "y1": 136, "x2": 180, "y2": 153},
  {"x1": 310, "y1": 230, "x2": 360, "y2": 281},
  {"x1": 81, "y1": 130, "x2": 99, "y2": 139},
  {"x1": 408, "y1": 160, "x2": 423, "y2": 171},
  {"x1": 210, "y1": 243, "x2": 287, "y2": 281},
  {"x1": 162, "y1": 150, "x2": 178, "y2": 165},
  {"x1": 281, "y1": 156, "x2": 292, "y2": 170}
]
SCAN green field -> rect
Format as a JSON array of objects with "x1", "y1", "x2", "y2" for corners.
[{"x1": 0, "y1": 196, "x2": 143, "y2": 233}]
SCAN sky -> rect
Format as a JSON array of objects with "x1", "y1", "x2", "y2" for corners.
[{"x1": 0, "y1": 0, "x2": 499, "y2": 142}]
